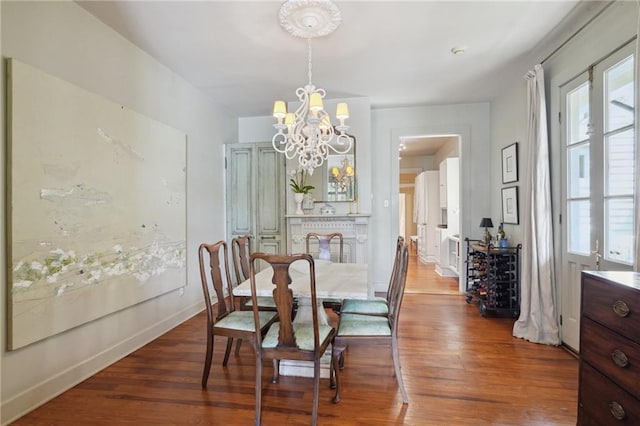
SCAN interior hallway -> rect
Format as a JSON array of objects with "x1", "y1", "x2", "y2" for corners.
[{"x1": 404, "y1": 249, "x2": 460, "y2": 295}]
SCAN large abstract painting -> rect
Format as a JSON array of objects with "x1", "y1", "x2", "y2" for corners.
[{"x1": 7, "y1": 59, "x2": 187, "y2": 349}]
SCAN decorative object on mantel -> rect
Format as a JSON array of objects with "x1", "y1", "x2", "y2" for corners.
[
  {"x1": 294, "y1": 193, "x2": 305, "y2": 215},
  {"x1": 479, "y1": 217, "x2": 493, "y2": 245},
  {"x1": 320, "y1": 203, "x2": 336, "y2": 215},
  {"x1": 271, "y1": 0, "x2": 353, "y2": 175},
  {"x1": 289, "y1": 166, "x2": 314, "y2": 215},
  {"x1": 302, "y1": 194, "x2": 315, "y2": 213}
]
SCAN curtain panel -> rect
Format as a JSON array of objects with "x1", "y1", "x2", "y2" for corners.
[{"x1": 513, "y1": 65, "x2": 561, "y2": 345}]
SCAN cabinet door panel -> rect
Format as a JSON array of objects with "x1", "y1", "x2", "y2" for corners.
[
  {"x1": 228, "y1": 147, "x2": 253, "y2": 236},
  {"x1": 226, "y1": 143, "x2": 285, "y2": 255}
]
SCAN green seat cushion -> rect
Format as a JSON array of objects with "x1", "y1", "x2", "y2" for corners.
[
  {"x1": 262, "y1": 322, "x2": 334, "y2": 351},
  {"x1": 337, "y1": 313, "x2": 391, "y2": 337},
  {"x1": 244, "y1": 296, "x2": 277, "y2": 308},
  {"x1": 341, "y1": 298, "x2": 389, "y2": 315},
  {"x1": 214, "y1": 311, "x2": 276, "y2": 332}
]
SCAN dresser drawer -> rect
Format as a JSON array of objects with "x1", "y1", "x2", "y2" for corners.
[
  {"x1": 579, "y1": 362, "x2": 640, "y2": 425},
  {"x1": 581, "y1": 317, "x2": 640, "y2": 400},
  {"x1": 582, "y1": 275, "x2": 640, "y2": 343}
]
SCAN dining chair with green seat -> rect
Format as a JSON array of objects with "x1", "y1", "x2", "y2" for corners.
[
  {"x1": 249, "y1": 252, "x2": 342, "y2": 426},
  {"x1": 339, "y1": 236, "x2": 405, "y2": 317},
  {"x1": 198, "y1": 240, "x2": 278, "y2": 388},
  {"x1": 333, "y1": 243, "x2": 410, "y2": 404}
]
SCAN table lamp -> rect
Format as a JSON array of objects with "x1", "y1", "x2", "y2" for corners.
[{"x1": 479, "y1": 217, "x2": 493, "y2": 245}]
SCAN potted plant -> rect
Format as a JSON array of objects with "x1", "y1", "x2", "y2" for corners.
[{"x1": 289, "y1": 168, "x2": 314, "y2": 214}]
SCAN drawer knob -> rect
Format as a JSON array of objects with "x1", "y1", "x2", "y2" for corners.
[
  {"x1": 611, "y1": 349, "x2": 629, "y2": 368},
  {"x1": 612, "y1": 300, "x2": 630, "y2": 317},
  {"x1": 609, "y1": 401, "x2": 626, "y2": 420}
]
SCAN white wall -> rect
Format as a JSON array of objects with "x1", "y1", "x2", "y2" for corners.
[
  {"x1": 0, "y1": 2, "x2": 236, "y2": 423},
  {"x1": 490, "y1": 80, "x2": 527, "y2": 244},
  {"x1": 372, "y1": 103, "x2": 491, "y2": 292}
]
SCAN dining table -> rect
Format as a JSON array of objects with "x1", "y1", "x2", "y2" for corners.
[{"x1": 233, "y1": 258, "x2": 369, "y2": 377}]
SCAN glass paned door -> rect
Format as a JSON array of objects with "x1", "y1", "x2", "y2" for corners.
[
  {"x1": 560, "y1": 43, "x2": 635, "y2": 352},
  {"x1": 604, "y1": 55, "x2": 634, "y2": 265}
]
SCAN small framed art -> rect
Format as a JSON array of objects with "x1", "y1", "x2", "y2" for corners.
[
  {"x1": 502, "y1": 142, "x2": 518, "y2": 184},
  {"x1": 502, "y1": 186, "x2": 519, "y2": 224}
]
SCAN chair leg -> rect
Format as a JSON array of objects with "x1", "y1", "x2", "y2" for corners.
[
  {"x1": 201, "y1": 331, "x2": 214, "y2": 388},
  {"x1": 222, "y1": 337, "x2": 233, "y2": 366},
  {"x1": 235, "y1": 338, "x2": 243, "y2": 355},
  {"x1": 331, "y1": 345, "x2": 345, "y2": 403},
  {"x1": 311, "y1": 359, "x2": 320, "y2": 426},
  {"x1": 391, "y1": 336, "x2": 409, "y2": 404},
  {"x1": 338, "y1": 347, "x2": 345, "y2": 370},
  {"x1": 272, "y1": 359, "x2": 280, "y2": 384},
  {"x1": 255, "y1": 350, "x2": 263, "y2": 426}
]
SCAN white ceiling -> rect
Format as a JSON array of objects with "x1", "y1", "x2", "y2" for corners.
[{"x1": 76, "y1": 0, "x2": 585, "y2": 119}]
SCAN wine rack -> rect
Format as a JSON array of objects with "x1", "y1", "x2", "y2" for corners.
[{"x1": 465, "y1": 238, "x2": 521, "y2": 318}]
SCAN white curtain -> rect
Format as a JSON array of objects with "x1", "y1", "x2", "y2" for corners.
[
  {"x1": 513, "y1": 64, "x2": 560, "y2": 345},
  {"x1": 399, "y1": 193, "x2": 406, "y2": 240}
]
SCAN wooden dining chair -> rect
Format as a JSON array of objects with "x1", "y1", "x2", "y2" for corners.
[
  {"x1": 340, "y1": 236, "x2": 405, "y2": 317},
  {"x1": 305, "y1": 232, "x2": 344, "y2": 262},
  {"x1": 306, "y1": 232, "x2": 344, "y2": 312},
  {"x1": 333, "y1": 244, "x2": 410, "y2": 404},
  {"x1": 198, "y1": 241, "x2": 278, "y2": 388},
  {"x1": 231, "y1": 235, "x2": 278, "y2": 354},
  {"x1": 249, "y1": 252, "x2": 342, "y2": 426}
]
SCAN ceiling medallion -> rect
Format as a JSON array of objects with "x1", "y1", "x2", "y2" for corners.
[{"x1": 278, "y1": 0, "x2": 342, "y2": 38}]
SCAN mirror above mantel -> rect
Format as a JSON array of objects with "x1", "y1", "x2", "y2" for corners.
[{"x1": 288, "y1": 134, "x2": 356, "y2": 203}]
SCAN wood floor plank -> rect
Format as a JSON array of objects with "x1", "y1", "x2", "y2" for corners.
[{"x1": 12, "y1": 259, "x2": 578, "y2": 425}]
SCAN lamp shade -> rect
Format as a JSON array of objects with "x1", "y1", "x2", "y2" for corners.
[
  {"x1": 284, "y1": 112, "x2": 295, "y2": 126},
  {"x1": 273, "y1": 100, "x2": 287, "y2": 118},
  {"x1": 336, "y1": 102, "x2": 349, "y2": 119},
  {"x1": 309, "y1": 92, "x2": 324, "y2": 112},
  {"x1": 479, "y1": 217, "x2": 494, "y2": 228}
]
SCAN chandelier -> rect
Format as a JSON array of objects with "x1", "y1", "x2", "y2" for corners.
[{"x1": 272, "y1": 0, "x2": 353, "y2": 175}]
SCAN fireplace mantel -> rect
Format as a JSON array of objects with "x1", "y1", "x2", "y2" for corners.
[{"x1": 285, "y1": 214, "x2": 370, "y2": 264}]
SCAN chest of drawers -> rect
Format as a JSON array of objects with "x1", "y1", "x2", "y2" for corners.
[{"x1": 578, "y1": 271, "x2": 640, "y2": 425}]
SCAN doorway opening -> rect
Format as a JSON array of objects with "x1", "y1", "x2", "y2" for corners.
[{"x1": 397, "y1": 135, "x2": 460, "y2": 295}]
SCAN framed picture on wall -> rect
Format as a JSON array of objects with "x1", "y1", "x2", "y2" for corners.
[
  {"x1": 502, "y1": 186, "x2": 519, "y2": 224},
  {"x1": 502, "y1": 142, "x2": 518, "y2": 184}
]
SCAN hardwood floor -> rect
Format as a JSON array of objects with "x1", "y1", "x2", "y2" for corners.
[
  {"x1": 13, "y1": 262, "x2": 579, "y2": 425},
  {"x1": 404, "y1": 251, "x2": 459, "y2": 295}
]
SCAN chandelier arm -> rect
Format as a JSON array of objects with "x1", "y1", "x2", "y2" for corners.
[{"x1": 327, "y1": 133, "x2": 353, "y2": 154}]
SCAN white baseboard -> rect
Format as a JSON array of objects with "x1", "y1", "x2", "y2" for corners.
[{"x1": 1, "y1": 301, "x2": 203, "y2": 425}]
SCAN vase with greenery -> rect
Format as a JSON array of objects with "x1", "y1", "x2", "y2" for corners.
[{"x1": 290, "y1": 167, "x2": 314, "y2": 214}]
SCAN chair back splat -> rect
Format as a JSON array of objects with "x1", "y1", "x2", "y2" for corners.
[
  {"x1": 231, "y1": 234, "x2": 253, "y2": 284},
  {"x1": 305, "y1": 232, "x2": 344, "y2": 263},
  {"x1": 199, "y1": 241, "x2": 234, "y2": 322}
]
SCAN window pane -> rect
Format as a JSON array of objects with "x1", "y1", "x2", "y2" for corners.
[
  {"x1": 605, "y1": 197, "x2": 634, "y2": 264},
  {"x1": 568, "y1": 143, "x2": 590, "y2": 198},
  {"x1": 567, "y1": 82, "x2": 590, "y2": 145},
  {"x1": 606, "y1": 128, "x2": 635, "y2": 196},
  {"x1": 606, "y1": 55, "x2": 634, "y2": 132},
  {"x1": 568, "y1": 200, "x2": 590, "y2": 255}
]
